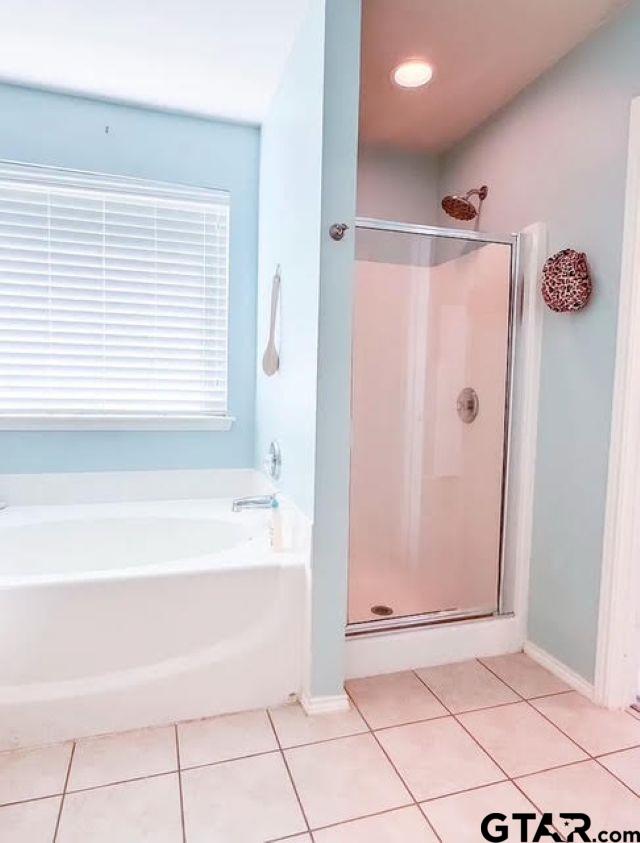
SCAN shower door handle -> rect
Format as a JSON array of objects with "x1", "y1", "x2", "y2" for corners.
[{"x1": 457, "y1": 387, "x2": 479, "y2": 423}]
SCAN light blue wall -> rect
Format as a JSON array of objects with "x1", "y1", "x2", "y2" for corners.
[
  {"x1": 254, "y1": 0, "x2": 325, "y2": 516},
  {"x1": 310, "y1": 0, "x2": 362, "y2": 697},
  {"x1": 357, "y1": 145, "x2": 440, "y2": 225},
  {"x1": 254, "y1": 0, "x2": 361, "y2": 696},
  {"x1": 440, "y1": 2, "x2": 640, "y2": 680},
  {"x1": 0, "y1": 84, "x2": 259, "y2": 474}
]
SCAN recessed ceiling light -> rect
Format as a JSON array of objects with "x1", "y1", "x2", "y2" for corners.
[{"x1": 392, "y1": 60, "x2": 434, "y2": 89}]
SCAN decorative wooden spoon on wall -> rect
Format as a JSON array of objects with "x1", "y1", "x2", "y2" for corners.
[{"x1": 262, "y1": 265, "x2": 281, "y2": 376}]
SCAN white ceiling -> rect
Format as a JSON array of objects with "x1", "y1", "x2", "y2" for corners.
[
  {"x1": 0, "y1": 0, "x2": 309, "y2": 124},
  {"x1": 360, "y1": 0, "x2": 630, "y2": 153}
]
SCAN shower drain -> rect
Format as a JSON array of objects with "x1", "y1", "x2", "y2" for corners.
[{"x1": 370, "y1": 604, "x2": 394, "y2": 617}]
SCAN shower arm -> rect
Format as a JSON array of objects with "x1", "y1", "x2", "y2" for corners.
[{"x1": 466, "y1": 186, "x2": 488, "y2": 202}]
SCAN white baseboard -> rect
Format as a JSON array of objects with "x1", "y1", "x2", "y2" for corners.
[
  {"x1": 524, "y1": 640, "x2": 594, "y2": 700},
  {"x1": 300, "y1": 693, "x2": 351, "y2": 715},
  {"x1": 345, "y1": 614, "x2": 524, "y2": 679}
]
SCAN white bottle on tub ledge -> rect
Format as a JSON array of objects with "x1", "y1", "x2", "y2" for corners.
[
  {"x1": 269, "y1": 496, "x2": 311, "y2": 555},
  {"x1": 271, "y1": 497, "x2": 284, "y2": 551}
]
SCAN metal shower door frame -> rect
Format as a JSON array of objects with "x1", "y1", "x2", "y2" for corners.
[{"x1": 346, "y1": 217, "x2": 521, "y2": 637}]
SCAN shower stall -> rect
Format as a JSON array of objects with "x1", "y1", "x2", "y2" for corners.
[{"x1": 348, "y1": 219, "x2": 519, "y2": 634}]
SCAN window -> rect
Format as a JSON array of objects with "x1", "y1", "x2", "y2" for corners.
[{"x1": 0, "y1": 162, "x2": 231, "y2": 430}]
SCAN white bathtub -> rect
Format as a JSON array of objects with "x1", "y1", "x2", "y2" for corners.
[{"x1": 0, "y1": 495, "x2": 307, "y2": 750}]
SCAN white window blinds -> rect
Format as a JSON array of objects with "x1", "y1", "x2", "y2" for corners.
[{"x1": 0, "y1": 162, "x2": 230, "y2": 427}]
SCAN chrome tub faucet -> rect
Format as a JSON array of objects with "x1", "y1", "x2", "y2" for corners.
[{"x1": 231, "y1": 494, "x2": 277, "y2": 512}]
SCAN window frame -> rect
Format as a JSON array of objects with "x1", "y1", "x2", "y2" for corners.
[{"x1": 0, "y1": 160, "x2": 234, "y2": 432}]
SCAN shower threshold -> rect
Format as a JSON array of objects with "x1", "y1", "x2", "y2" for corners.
[{"x1": 346, "y1": 605, "x2": 506, "y2": 637}]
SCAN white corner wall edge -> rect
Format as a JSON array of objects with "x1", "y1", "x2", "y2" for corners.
[
  {"x1": 300, "y1": 692, "x2": 351, "y2": 715},
  {"x1": 595, "y1": 96, "x2": 640, "y2": 710},
  {"x1": 505, "y1": 221, "x2": 546, "y2": 622},
  {"x1": 345, "y1": 615, "x2": 523, "y2": 679},
  {"x1": 524, "y1": 640, "x2": 594, "y2": 700}
]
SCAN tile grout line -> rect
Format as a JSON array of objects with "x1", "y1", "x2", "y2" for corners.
[
  {"x1": 5, "y1": 661, "x2": 640, "y2": 837},
  {"x1": 478, "y1": 657, "x2": 594, "y2": 756},
  {"x1": 411, "y1": 666, "x2": 554, "y2": 832},
  {"x1": 267, "y1": 831, "x2": 314, "y2": 843},
  {"x1": 52, "y1": 741, "x2": 75, "y2": 843},
  {"x1": 0, "y1": 703, "x2": 508, "y2": 762},
  {"x1": 476, "y1": 657, "x2": 565, "y2": 702},
  {"x1": 0, "y1": 792, "x2": 64, "y2": 810},
  {"x1": 470, "y1": 660, "x2": 629, "y2": 837},
  {"x1": 174, "y1": 726, "x2": 187, "y2": 843},
  {"x1": 66, "y1": 768, "x2": 178, "y2": 796},
  {"x1": 344, "y1": 686, "x2": 443, "y2": 843},
  {"x1": 0, "y1": 684, "x2": 591, "y2": 809},
  {"x1": 278, "y1": 801, "x2": 436, "y2": 839},
  {"x1": 476, "y1": 658, "x2": 640, "y2": 805},
  {"x1": 475, "y1": 656, "x2": 570, "y2": 700},
  {"x1": 505, "y1": 756, "x2": 594, "y2": 784},
  {"x1": 7, "y1": 690, "x2": 638, "y2": 811},
  {"x1": 530, "y1": 703, "x2": 640, "y2": 802},
  {"x1": 414, "y1": 659, "x2": 556, "y2": 814},
  {"x1": 411, "y1": 668, "x2": 512, "y2": 782},
  {"x1": 596, "y1": 744, "x2": 640, "y2": 761},
  {"x1": 625, "y1": 705, "x2": 640, "y2": 720},
  {"x1": 522, "y1": 688, "x2": 575, "y2": 702},
  {"x1": 180, "y1": 747, "x2": 278, "y2": 773},
  {"x1": 471, "y1": 660, "x2": 594, "y2": 780},
  {"x1": 356, "y1": 663, "x2": 575, "y2": 841},
  {"x1": 265, "y1": 709, "x2": 314, "y2": 842}
]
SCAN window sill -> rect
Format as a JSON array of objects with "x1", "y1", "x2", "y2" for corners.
[{"x1": 0, "y1": 415, "x2": 236, "y2": 432}]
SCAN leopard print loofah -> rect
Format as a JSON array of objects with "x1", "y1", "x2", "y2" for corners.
[{"x1": 541, "y1": 248, "x2": 592, "y2": 313}]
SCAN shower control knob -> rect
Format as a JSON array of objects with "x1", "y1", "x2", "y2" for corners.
[
  {"x1": 264, "y1": 440, "x2": 282, "y2": 480},
  {"x1": 457, "y1": 387, "x2": 479, "y2": 424}
]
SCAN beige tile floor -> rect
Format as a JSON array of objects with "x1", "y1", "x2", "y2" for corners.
[{"x1": 2, "y1": 653, "x2": 640, "y2": 841}]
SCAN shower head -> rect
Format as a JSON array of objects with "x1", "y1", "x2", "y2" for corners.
[{"x1": 441, "y1": 185, "x2": 488, "y2": 221}]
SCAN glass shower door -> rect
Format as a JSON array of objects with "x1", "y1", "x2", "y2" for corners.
[{"x1": 348, "y1": 224, "x2": 515, "y2": 627}]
